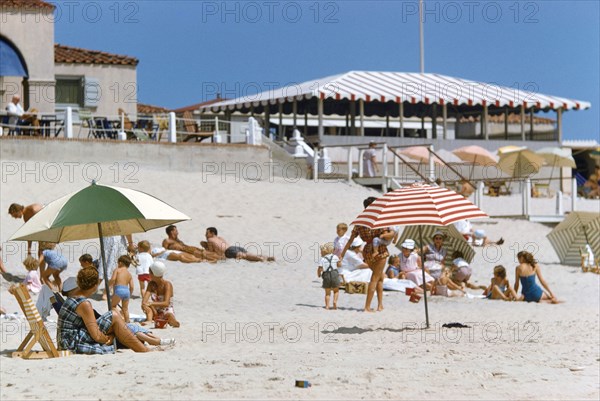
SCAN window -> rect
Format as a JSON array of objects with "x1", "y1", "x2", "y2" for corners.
[{"x1": 55, "y1": 77, "x2": 83, "y2": 107}]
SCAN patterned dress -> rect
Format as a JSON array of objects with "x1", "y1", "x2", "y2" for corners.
[
  {"x1": 351, "y1": 226, "x2": 389, "y2": 265},
  {"x1": 57, "y1": 297, "x2": 114, "y2": 354},
  {"x1": 100, "y1": 236, "x2": 128, "y2": 279},
  {"x1": 424, "y1": 243, "x2": 447, "y2": 279}
]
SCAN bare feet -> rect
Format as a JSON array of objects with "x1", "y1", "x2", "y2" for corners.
[
  {"x1": 333, "y1": 304, "x2": 337, "y2": 310},
  {"x1": 168, "y1": 315, "x2": 181, "y2": 328},
  {"x1": 364, "y1": 308, "x2": 375, "y2": 312},
  {"x1": 267, "y1": 257, "x2": 276, "y2": 262},
  {"x1": 377, "y1": 306, "x2": 384, "y2": 311},
  {"x1": 141, "y1": 320, "x2": 152, "y2": 326},
  {"x1": 325, "y1": 305, "x2": 330, "y2": 310}
]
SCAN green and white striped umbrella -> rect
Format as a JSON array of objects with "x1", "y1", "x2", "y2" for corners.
[
  {"x1": 9, "y1": 181, "x2": 190, "y2": 317},
  {"x1": 547, "y1": 212, "x2": 600, "y2": 266},
  {"x1": 10, "y1": 182, "x2": 190, "y2": 243},
  {"x1": 396, "y1": 224, "x2": 475, "y2": 265}
]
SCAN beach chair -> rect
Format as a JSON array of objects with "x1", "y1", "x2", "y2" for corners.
[
  {"x1": 8, "y1": 284, "x2": 68, "y2": 359},
  {"x1": 180, "y1": 111, "x2": 213, "y2": 142}
]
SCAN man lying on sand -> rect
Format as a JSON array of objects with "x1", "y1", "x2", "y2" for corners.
[
  {"x1": 201, "y1": 227, "x2": 275, "y2": 262},
  {"x1": 162, "y1": 225, "x2": 219, "y2": 262}
]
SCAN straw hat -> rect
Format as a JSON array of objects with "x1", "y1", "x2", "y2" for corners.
[{"x1": 432, "y1": 230, "x2": 446, "y2": 239}]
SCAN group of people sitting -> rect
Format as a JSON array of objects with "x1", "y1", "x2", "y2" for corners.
[{"x1": 316, "y1": 214, "x2": 557, "y2": 310}]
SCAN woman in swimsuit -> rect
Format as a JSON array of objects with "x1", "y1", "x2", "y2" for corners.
[
  {"x1": 514, "y1": 251, "x2": 559, "y2": 303},
  {"x1": 339, "y1": 197, "x2": 396, "y2": 312}
]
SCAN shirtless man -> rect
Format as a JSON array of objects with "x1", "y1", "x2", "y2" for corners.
[
  {"x1": 201, "y1": 227, "x2": 275, "y2": 262},
  {"x1": 162, "y1": 225, "x2": 219, "y2": 262},
  {"x1": 9, "y1": 202, "x2": 43, "y2": 255}
]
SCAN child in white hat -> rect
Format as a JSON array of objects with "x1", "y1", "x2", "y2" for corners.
[{"x1": 141, "y1": 261, "x2": 180, "y2": 328}]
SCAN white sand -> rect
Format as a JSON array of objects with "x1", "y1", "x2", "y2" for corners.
[{"x1": 1, "y1": 161, "x2": 599, "y2": 400}]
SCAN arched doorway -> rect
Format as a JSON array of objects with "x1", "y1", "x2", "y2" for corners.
[{"x1": 0, "y1": 35, "x2": 29, "y2": 109}]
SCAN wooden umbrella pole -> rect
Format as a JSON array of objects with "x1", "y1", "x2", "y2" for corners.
[{"x1": 419, "y1": 225, "x2": 430, "y2": 328}]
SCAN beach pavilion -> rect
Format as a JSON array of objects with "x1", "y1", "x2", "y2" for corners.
[{"x1": 199, "y1": 71, "x2": 591, "y2": 150}]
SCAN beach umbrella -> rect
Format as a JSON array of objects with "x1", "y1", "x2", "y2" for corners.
[
  {"x1": 399, "y1": 146, "x2": 443, "y2": 164},
  {"x1": 396, "y1": 224, "x2": 475, "y2": 266},
  {"x1": 434, "y1": 149, "x2": 464, "y2": 164},
  {"x1": 10, "y1": 181, "x2": 190, "y2": 311},
  {"x1": 547, "y1": 211, "x2": 600, "y2": 266},
  {"x1": 536, "y1": 147, "x2": 577, "y2": 184},
  {"x1": 497, "y1": 146, "x2": 545, "y2": 178},
  {"x1": 452, "y1": 145, "x2": 498, "y2": 180},
  {"x1": 351, "y1": 183, "x2": 488, "y2": 327}
]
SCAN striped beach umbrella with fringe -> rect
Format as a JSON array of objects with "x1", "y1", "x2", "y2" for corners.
[
  {"x1": 351, "y1": 183, "x2": 488, "y2": 328},
  {"x1": 352, "y1": 183, "x2": 489, "y2": 229},
  {"x1": 547, "y1": 212, "x2": 600, "y2": 266}
]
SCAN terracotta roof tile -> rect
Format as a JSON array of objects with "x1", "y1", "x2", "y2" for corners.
[
  {"x1": 1, "y1": 0, "x2": 55, "y2": 10},
  {"x1": 137, "y1": 103, "x2": 170, "y2": 114},
  {"x1": 54, "y1": 44, "x2": 138, "y2": 66}
]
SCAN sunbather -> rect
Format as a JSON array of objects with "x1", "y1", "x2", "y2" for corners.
[
  {"x1": 163, "y1": 225, "x2": 219, "y2": 262},
  {"x1": 201, "y1": 227, "x2": 275, "y2": 262}
]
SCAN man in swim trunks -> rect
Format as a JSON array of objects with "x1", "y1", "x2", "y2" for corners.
[
  {"x1": 201, "y1": 227, "x2": 275, "y2": 262},
  {"x1": 9, "y1": 202, "x2": 43, "y2": 256},
  {"x1": 162, "y1": 225, "x2": 219, "y2": 262}
]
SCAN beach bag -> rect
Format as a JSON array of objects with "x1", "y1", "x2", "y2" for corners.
[
  {"x1": 345, "y1": 281, "x2": 368, "y2": 294},
  {"x1": 321, "y1": 256, "x2": 341, "y2": 289}
]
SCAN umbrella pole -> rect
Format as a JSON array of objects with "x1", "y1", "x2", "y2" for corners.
[
  {"x1": 419, "y1": 225, "x2": 430, "y2": 328},
  {"x1": 97, "y1": 223, "x2": 112, "y2": 312}
]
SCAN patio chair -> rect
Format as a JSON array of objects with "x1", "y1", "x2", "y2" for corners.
[
  {"x1": 93, "y1": 117, "x2": 117, "y2": 139},
  {"x1": 580, "y1": 246, "x2": 600, "y2": 274},
  {"x1": 180, "y1": 110, "x2": 213, "y2": 142},
  {"x1": 8, "y1": 284, "x2": 69, "y2": 359}
]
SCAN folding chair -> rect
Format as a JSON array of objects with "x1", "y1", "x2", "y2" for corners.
[{"x1": 8, "y1": 284, "x2": 68, "y2": 359}]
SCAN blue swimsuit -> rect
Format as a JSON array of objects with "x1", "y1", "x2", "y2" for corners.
[{"x1": 520, "y1": 275, "x2": 543, "y2": 302}]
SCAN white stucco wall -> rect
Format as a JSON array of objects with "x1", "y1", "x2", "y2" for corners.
[
  {"x1": 0, "y1": 6, "x2": 55, "y2": 113},
  {"x1": 54, "y1": 63, "x2": 137, "y2": 118}
]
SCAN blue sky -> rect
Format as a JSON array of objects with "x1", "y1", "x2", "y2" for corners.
[{"x1": 52, "y1": 1, "x2": 599, "y2": 140}]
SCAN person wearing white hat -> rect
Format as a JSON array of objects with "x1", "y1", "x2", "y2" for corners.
[
  {"x1": 399, "y1": 239, "x2": 434, "y2": 291},
  {"x1": 141, "y1": 261, "x2": 180, "y2": 328},
  {"x1": 340, "y1": 237, "x2": 368, "y2": 272}
]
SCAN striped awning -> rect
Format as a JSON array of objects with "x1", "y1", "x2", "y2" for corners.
[
  {"x1": 547, "y1": 212, "x2": 600, "y2": 266},
  {"x1": 201, "y1": 71, "x2": 591, "y2": 113},
  {"x1": 351, "y1": 183, "x2": 488, "y2": 229},
  {"x1": 396, "y1": 224, "x2": 475, "y2": 265}
]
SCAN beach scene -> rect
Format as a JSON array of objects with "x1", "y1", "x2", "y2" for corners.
[{"x1": 1, "y1": 1, "x2": 599, "y2": 400}]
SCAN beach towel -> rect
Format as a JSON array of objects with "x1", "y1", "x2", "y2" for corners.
[{"x1": 382, "y1": 278, "x2": 417, "y2": 292}]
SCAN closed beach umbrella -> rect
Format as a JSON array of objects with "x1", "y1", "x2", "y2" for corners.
[
  {"x1": 399, "y1": 146, "x2": 443, "y2": 164},
  {"x1": 547, "y1": 211, "x2": 600, "y2": 266},
  {"x1": 10, "y1": 181, "x2": 190, "y2": 310},
  {"x1": 397, "y1": 224, "x2": 475, "y2": 266},
  {"x1": 352, "y1": 183, "x2": 488, "y2": 327},
  {"x1": 497, "y1": 146, "x2": 545, "y2": 178}
]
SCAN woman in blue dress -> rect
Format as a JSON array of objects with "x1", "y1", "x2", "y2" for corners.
[{"x1": 514, "y1": 251, "x2": 559, "y2": 303}]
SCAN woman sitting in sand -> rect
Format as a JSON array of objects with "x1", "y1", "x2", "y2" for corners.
[
  {"x1": 422, "y1": 231, "x2": 447, "y2": 282},
  {"x1": 399, "y1": 239, "x2": 434, "y2": 292},
  {"x1": 514, "y1": 251, "x2": 559, "y2": 303},
  {"x1": 57, "y1": 267, "x2": 149, "y2": 354},
  {"x1": 142, "y1": 261, "x2": 180, "y2": 328}
]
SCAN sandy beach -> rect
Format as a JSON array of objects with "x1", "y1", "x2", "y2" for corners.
[{"x1": 1, "y1": 158, "x2": 599, "y2": 400}]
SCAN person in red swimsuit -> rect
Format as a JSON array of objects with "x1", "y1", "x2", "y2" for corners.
[{"x1": 338, "y1": 197, "x2": 396, "y2": 312}]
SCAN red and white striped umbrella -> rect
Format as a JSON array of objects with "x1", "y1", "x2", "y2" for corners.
[{"x1": 352, "y1": 183, "x2": 489, "y2": 229}]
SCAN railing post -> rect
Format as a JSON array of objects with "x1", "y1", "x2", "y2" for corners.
[
  {"x1": 476, "y1": 181, "x2": 484, "y2": 207},
  {"x1": 117, "y1": 112, "x2": 127, "y2": 140},
  {"x1": 347, "y1": 148, "x2": 353, "y2": 181},
  {"x1": 556, "y1": 190, "x2": 564, "y2": 216},
  {"x1": 168, "y1": 112, "x2": 177, "y2": 143},
  {"x1": 524, "y1": 178, "x2": 531, "y2": 217},
  {"x1": 382, "y1": 143, "x2": 388, "y2": 178},
  {"x1": 65, "y1": 107, "x2": 73, "y2": 139},
  {"x1": 571, "y1": 177, "x2": 577, "y2": 211},
  {"x1": 358, "y1": 149, "x2": 364, "y2": 178},
  {"x1": 394, "y1": 148, "x2": 399, "y2": 177},
  {"x1": 313, "y1": 147, "x2": 319, "y2": 182},
  {"x1": 213, "y1": 116, "x2": 222, "y2": 143},
  {"x1": 428, "y1": 144, "x2": 435, "y2": 182}
]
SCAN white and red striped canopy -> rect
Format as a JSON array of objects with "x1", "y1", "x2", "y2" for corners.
[
  {"x1": 351, "y1": 184, "x2": 488, "y2": 229},
  {"x1": 201, "y1": 71, "x2": 591, "y2": 113}
]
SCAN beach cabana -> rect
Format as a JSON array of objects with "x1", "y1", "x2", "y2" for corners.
[{"x1": 199, "y1": 71, "x2": 591, "y2": 145}]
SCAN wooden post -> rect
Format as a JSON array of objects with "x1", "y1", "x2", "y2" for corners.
[
  {"x1": 422, "y1": 115, "x2": 426, "y2": 138},
  {"x1": 278, "y1": 102, "x2": 283, "y2": 140},
  {"x1": 529, "y1": 107, "x2": 535, "y2": 140},
  {"x1": 482, "y1": 103, "x2": 488, "y2": 140},
  {"x1": 504, "y1": 106, "x2": 509, "y2": 140},
  {"x1": 557, "y1": 107, "x2": 563, "y2": 142},
  {"x1": 347, "y1": 148, "x2": 353, "y2": 181},
  {"x1": 399, "y1": 101, "x2": 404, "y2": 137},
  {"x1": 350, "y1": 100, "x2": 356, "y2": 136},
  {"x1": 359, "y1": 99, "x2": 365, "y2": 136},
  {"x1": 292, "y1": 99, "x2": 297, "y2": 129},
  {"x1": 385, "y1": 112, "x2": 390, "y2": 137},
  {"x1": 442, "y1": 103, "x2": 447, "y2": 140},
  {"x1": 432, "y1": 104, "x2": 437, "y2": 139},
  {"x1": 318, "y1": 97, "x2": 324, "y2": 142},
  {"x1": 264, "y1": 105, "x2": 270, "y2": 140},
  {"x1": 520, "y1": 106, "x2": 525, "y2": 141}
]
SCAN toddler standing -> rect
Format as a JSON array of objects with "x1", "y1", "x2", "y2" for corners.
[
  {"x1": 136, "y1": 241, "x2": 154, "y2": 298},
  {"x1": 317, "y1": 243, "x2": 341, "y2": 310},
  {"x1": 23, "y1": 256, "x2": 42, "y2": 294},
  {"x1": 109, "y1": 255, "x2": 134, "y2": 323}
]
